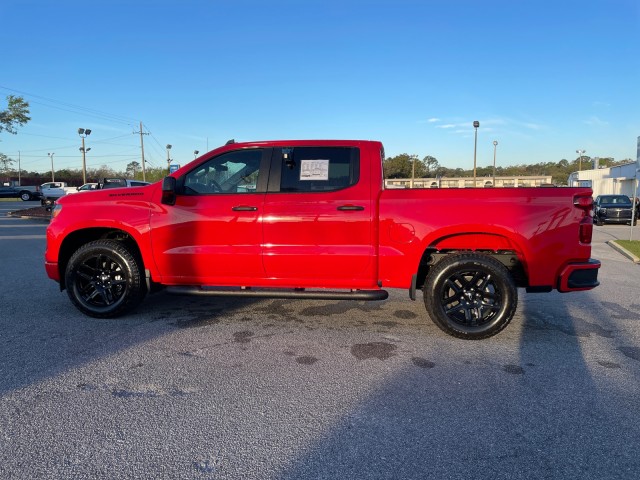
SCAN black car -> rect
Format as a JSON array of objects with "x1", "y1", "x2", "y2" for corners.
[{"x1": 593, "y1": 194, "x2": 638, "y2": 226}]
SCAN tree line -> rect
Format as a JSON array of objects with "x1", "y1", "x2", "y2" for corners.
[{"x1": 383, "y1": 153, "x2": 633, "y2": 185}]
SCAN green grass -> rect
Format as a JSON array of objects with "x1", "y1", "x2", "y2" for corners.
[{"x1": 614, "y1": 240, "x2": 640, "y2": 258}]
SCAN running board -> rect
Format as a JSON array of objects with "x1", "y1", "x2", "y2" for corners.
[{"x1": 165, "y1": 286, "x2": 389, "y2": 301}]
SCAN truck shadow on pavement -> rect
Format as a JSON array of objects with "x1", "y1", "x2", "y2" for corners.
[{"x1": 272, "y1": 290, "x2": 640, "y2": 479}]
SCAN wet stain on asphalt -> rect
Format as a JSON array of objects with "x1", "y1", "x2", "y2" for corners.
[
  {"x1": 300, "y1": 300, "x2": 383, "y2": 317},
  {"x1": 374, "y1": 321, "x2": 398, "y2": 328},
  {"x1": 393, "y1": 310, "x2": 418, "y2": 320},
  {"x1": 233, "y1": 331, "x2": 254, "y2": 344},
  {"x1": 295, "y1": 356, "x2": 319, "y2": 365},
  {"x1": 411, "y1": 357, "x2": 435, "y2": 369},
  {"x1": 171, "y1": 311, "x2": 223, "y2": 329},
  {"x1": 618, "y1": 346, "x2": 640, "y2": 361},
  {"x1": 503, "y1": 364, "x2": 525, "y2": 375},
  {"x1": 526, "y1": 317, "x2": 614, "y2": 338},
  {"x1": 351, "y1": 342, "x2": 397, "y2": 360},
  {"x1": 600, "y1": 302, "x2": 640, "y2": 320},
  {"x1": 598, "y1": 360, "x2": 621, "y2": 369}
]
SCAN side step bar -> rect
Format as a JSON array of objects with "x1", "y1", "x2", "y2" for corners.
[{"x1": 165, "y1": 286, "x2": 389, "y2": 301}]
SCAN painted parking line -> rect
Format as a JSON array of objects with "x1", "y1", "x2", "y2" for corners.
[
  {"x1": 0, "y1": 224, "x2": 48, "y2": 228},
  {"x1": 0, "y1": 235, "x2": 47, "y2": 239}
]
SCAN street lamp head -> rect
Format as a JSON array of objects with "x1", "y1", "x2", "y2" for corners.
[
  {"x1": 194, "y1": 150, "x2": 199, "y2": 155},
  {"x1": 86, "y1": 147, "x2": 91, "y2": 152},
  {"x1": 85, "y1": 129, "x2": 91, "y2": 136},
  {"x1": 166, "y1": 144, "x2": 172, "y2": 150},
  {"x1": 78, "y1": 128, "x2": 85, "y2": 135},
  {"x1": 473, "y1": 121, "x2": 480, "y2": 128},
  {"x1": 493, "y1": 140, "x2": 498, "y2": 146}
]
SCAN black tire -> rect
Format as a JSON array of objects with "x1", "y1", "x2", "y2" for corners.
[
  {"x1": 595, "y1": 217, "x2": 604, "y2": 226},
  {"x1": 20, "y1": 191, "x2": 32, "y2": 201},
  {"x1": 423, "y1": 253, "x2": 517, "y2": 340},
  {"x1": 65, "y1": 240, "x2": 146, "y2": 318}
]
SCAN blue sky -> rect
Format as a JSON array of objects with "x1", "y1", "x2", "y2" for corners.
[{"x1": 1, "y1": 0, "x2": 638, "y2": 175}]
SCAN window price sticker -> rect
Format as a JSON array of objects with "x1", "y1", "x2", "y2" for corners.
[{"x1": 300, "y1": 159, "x2": 329, "y2": 181}]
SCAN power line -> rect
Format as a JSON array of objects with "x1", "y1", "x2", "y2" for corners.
[{"x1": 0, "y1": 85, "x2": 137, "y2": 125}]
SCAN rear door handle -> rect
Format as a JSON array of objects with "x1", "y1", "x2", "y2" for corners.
[
  {"x1": 337, "y1": 205, "x2": 365, "y2": 211},
  {"x1": 232, "y1": 206, "x2": 258, "y2": 211}
]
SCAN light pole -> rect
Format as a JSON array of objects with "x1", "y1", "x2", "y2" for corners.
[
  {"x1": 48, "y1": 152, "x2": 55, "y2": 182},
  {"x1": 194, "y1": 150, "x2": 199, "y2": 159},
  {"x1": 576, "y1": 149, "x2": 586, "y2": 172},
  {"x1": 492, "y1": 140, "x2": 498, "y2": 185},
  {"x1": 411, "y1": 155, "x2": 416, "y2": 188},
  {"x1": 166, "y1": 144, "x2": 172, "y2": 174},
  {"x1": 78, "y1": 128, "x2": 92, "y2": 184},
  {"x1": 473, "y1": 121, "x2": 480, "y2": 186}
]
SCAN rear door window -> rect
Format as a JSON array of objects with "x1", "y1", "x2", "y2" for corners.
[{"x1": 270, "y1": 147, "x2": 360, "y2": 193}]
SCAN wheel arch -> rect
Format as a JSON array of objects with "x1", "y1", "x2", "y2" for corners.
[
  {"x1": 58, "y1": 227, "x2": 148, "y2": 290},
  {"x1": 415, "y1": 232, "x2": 529, "y2": 290}
]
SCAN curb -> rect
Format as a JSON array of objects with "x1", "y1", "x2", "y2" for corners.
[
  {"x1": 607, "y1": 241, "x2": 640, "y2": 264},
  {"x1": 7, "y1": 212, "x2": 51, "y2": 222}
]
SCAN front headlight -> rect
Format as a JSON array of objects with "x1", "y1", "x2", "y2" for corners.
[{"x1": 51, "y1": 204, "x2": 63, "y2": 219}]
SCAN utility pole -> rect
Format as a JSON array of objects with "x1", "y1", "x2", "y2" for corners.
[
  {"x1": 18, "y1": 151, "x2": 21, "y2": 185},
  {"x1": 48, "y1": 152, "x2": 55, "y2": 181},
  {"x1": 135, "y1": 121, "x2": 149, "y2": 181}
]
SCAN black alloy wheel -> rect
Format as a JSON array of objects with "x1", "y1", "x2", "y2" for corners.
[
  {"x1": 65, "y1": 240, "x2": 146, "y2": 318},
  {"x1": 423, "y1": 253, "x2": 517, "y2": 339}
]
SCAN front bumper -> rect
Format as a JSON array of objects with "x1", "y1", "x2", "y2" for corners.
[
  {"x1": 557, "y1": 259, "x2": 600, "y2": 292},
  {"x1": 45, "y1": 261, "x2": 60, "y2": 282}
]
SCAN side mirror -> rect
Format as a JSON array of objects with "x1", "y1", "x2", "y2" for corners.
[{"x1": 161, "y1": 176, "x2": 177, "y2": 205}]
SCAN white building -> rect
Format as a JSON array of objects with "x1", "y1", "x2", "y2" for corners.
[
  {"x1": 568, "y1": 136, "x2": 640, "y2": 200},
  {"x1": 385, "y1": 175, "x2": 552, "y2": 189}
]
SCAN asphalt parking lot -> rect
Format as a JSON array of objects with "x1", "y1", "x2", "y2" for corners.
[{"x1": 1, "y1": 200, "x2": 639, "y2": 479}]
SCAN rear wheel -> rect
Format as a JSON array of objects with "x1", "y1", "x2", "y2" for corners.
[
  {"x1": 20, "y1": 191, "x2": 31, "y2": 201},
  {"x1": 65, "y1": 240, "x2": 146, "y2": 318},
  {"x1": 423, "y1": 253, "x2": 517, "y2": 340}
]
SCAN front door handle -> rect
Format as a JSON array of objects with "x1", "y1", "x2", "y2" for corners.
[
  {"x1": 337, "y1": 205, "x2": 365, "y2": 211},
  {"x1": 232, "y1": 205, "x2": 258, "y2": 211}
]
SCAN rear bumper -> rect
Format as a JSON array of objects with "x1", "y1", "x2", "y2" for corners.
[{"x1": 557, "y1": 259, "x2": 600, "y2": 292}]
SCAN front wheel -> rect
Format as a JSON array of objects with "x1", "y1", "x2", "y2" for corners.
[
  {"x1": 423, "y1": 254, "x2": 517, "y2": 339},
  {"x1": 65, "y1": 240, "x2": 146, "y2": 318}
]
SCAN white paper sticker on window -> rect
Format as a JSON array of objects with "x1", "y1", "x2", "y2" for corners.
[{"x1": 300, "y1": 159, "x2": 329, "y2": 181}]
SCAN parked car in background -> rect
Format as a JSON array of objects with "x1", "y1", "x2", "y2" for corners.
[
  {"x1": 0, "y1": 181, "x2": 41, "y2": 201},
  {"x1": 76, "y1": 183, "x2": 99, "y2": 192},
  {"x1": 99, "y1": 178, "x2": 151, "y2": 189},
  {"x1": 42, "y1": 179, "x2": 151, "y2": 210},
  {"x1": 593, "y1": 194, "x2": 638, "y2": 226}
]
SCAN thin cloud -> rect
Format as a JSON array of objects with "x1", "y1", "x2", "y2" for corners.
[{"x1": 584, "y1": 116, "x2": 608, "y2": 127}]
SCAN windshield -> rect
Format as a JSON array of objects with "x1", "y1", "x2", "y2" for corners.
[{"x1": 600, "y1": 195, "x2": 631, "y2": 204}]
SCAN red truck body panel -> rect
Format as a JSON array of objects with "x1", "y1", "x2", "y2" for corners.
[{"x1": 45, "y1": 140, "x2": 598, "y2": 297}]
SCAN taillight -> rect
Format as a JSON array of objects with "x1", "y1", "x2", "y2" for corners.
[
  {"x1": 574, "y1": 195, "x2": 593, "y2": 244},
  {"x1": 579, "y1": 216, "x2": 593, "y2": 244}
]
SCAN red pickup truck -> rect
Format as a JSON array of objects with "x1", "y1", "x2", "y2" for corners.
[{"x1": 45, "y1": 140, "x2": 600, "y2": 339}]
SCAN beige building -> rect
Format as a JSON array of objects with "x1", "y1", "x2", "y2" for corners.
[
  {"x1": 568, "y1": 162, "x2": 639, "y2": 200},
  {"x1": 385, "y1": 175, "x2": 553, "y2": 189}
]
